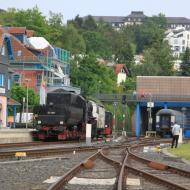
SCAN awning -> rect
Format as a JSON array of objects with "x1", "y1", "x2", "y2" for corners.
[{"x1": 7, "y1": 98, "x2": 21, "y2": 106}]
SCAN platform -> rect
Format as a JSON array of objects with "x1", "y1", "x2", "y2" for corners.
[{"x1": 0, "y1": 128, "x2": 36, "y2": 144}]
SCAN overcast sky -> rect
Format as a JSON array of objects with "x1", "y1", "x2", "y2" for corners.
[{"x1": 1, "y1": 0, "x2": 190, "y2": 23}]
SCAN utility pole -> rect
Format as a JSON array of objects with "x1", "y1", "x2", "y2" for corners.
[
  {"x1": 147, "y1": 93, "x2": 153, "y2": 131},
  {"x1": 25, "y1": 79, "x2": 31, "y2": 128},
  {"x1": 122, "y1": 95, "x2": 127, "y2": 136}
]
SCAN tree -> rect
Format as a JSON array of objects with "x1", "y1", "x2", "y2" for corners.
[
  {"x1": 70, "y1": 54, "x2": 117, "y2": 96},
  {"x1": 82, "y1": 31, "x2": 112, "y2": 58},
  {"x1": 11, "y1": 84, "x2": 39, "y2": 122},
  {"x1": 180, "y1": 47, "x2": 190, "y2": 76},
  {"x1": 83, "y1": 15, "x2": 97, "y2": 31},
  {"x1": 62, "y1": 24, "x2": 86, "y2": 54},
  {"x1": 132, "y1": 42, "x2": 174, "y2": 76},
  {"x1": 46, "y1": 11, "x2": 64, "y2": 47},
  {"x1": 133, "y1": 15, "x2": 167, "y2": 53},
  {"x1": 113, "y1": 32, "x2": 135, "y2": 68}
]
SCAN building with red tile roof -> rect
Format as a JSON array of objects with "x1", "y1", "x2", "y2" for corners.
[
  {"x1": 113, "y1": 64, "x2": 129, "y2": 85},
  {"x1": 0, "y1": 26, "x2": 80, "y2": 94}
]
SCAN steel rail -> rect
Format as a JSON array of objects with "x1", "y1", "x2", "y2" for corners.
[
  {"x1": 128, "y1": 145, "x2": 190, "y2": 177},
  {"x1": 126, "y1": 165, "x2": 190, "y2": 190},
  {"x1": 47, "y1": 150, "x2": 100, "y2": 190}
]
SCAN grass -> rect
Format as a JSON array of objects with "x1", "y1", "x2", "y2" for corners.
[{"x1": 168, "y1": 143, "x2": 190, "y2": 160}]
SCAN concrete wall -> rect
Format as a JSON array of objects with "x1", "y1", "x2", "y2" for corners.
[{"x1": 0, "y1": 129, "x2": 35, "y2": 143}]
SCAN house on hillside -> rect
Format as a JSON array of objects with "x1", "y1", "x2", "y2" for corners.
[
  {"x1": 78, "y1": 11, "x2": 190, "y2": 31},
  {"x1": 0, "y1": 27, "x2": 80, "y2": 94},
  {"x1": 165, "y1": 27, "x2": 190, "y2": 57},
  {"x1": 123, "y1": 11, "x2": 147, "y2": 26},
  {"x1": 113, "y1": 64, "x2": 129, "y2": 85}
]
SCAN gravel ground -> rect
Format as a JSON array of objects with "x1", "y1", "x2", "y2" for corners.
[
  {"x1": 0, "y1": 151, "x2": 96, "y2": 190},
  {"x1": 133, "y1": 145, "x2": 190, "y2": 171},
  {"x1": 125, "y1": 171, "x2": 170, "y2": 190},
  {"x1": 64, "y1": 158, "x2": 118, "y2": 190}
]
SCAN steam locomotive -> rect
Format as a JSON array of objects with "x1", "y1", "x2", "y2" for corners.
[{"x1": 33, "y1": 89, "x2": 112, "y2": 140}]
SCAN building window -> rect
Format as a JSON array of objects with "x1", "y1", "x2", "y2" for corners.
[
  {"x1": 12, "y1": 74, "x2": 20, "y2": 84},
  {"x1": 1, "y1": 46, "x2": 5, "y2": 56},
  {"x1": 0, "y1": 73, "x2": 5, "y2": 87},
  {"x1": 36, "y1": 74, "x2": 42, "y2": 86},
  {"x1": 8, "y1": 79, "x2": 11, "y2": 90},
  {"x1": 182, "y1": 40, "x2": 185, "y2": 45},
  {"x1": 17, "y1": 50, "x2": 22, "y2": 57},
  {"x1": 174, "y1": 46, "x2": 180, "y2": 51}
]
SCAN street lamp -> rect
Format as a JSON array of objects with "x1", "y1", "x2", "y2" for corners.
[
  {"x1": 147, "y1": 93, "x2": 153, "y2": 131},
  {"x1": 113, "y1": 101, "x2": 117, "y2": 136},
  {"x1": 25, "y1": 79, "x2": 31, "y2": 128}
]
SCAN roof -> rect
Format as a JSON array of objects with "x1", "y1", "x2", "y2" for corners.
[
  {"x1": 126, "y1": 11, "x2": 147, "y2": 18},
  {"x1": 156, "y1": 109, "x2": 182, "y2": 116},
  {"x1": 3, "y1": 27, "x2": 34, "y2": 37},
  {"x1": 166, "y1": 17, "x2": 190, "y2": 24},
  {"x1": 11, "y1": 34, "x2": 37, "y2": 60},
  {"x1": 7, "y1": 27, "x2": 27, "y2": 34},
  {"x1": 7, "y1": 98, "x2": 21, "y2": 106},
  {"x1": 113, "y1": 64, "x2": 129, "y2": 75}
]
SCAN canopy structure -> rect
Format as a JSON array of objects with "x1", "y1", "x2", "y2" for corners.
[{"x1": 7, "y1": 98, "x2": 21, "y2": 128}]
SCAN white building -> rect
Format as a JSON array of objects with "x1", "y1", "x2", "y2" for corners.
[
  {"x1": 113, "y1": 64, "x2": 129, "y2": 85},
  {"x1": 165, "y1": 27, "x2": 190, "y2": 57}
]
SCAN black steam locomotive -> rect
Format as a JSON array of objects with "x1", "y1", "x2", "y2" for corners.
[{"x1": 33, "y1": 89, "x2": 112, "y2": 140}]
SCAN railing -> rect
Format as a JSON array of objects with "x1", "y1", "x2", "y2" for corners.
[
  {"x1": 96, "y1": 93, "x2": 190, "y2": 102},
  {"x1": 10, "y1": 55, "x2": 69, "y2": 66}
]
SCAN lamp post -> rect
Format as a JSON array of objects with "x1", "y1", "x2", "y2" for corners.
[
  {"x1": 147, "y1": 93, "x2": 153, "y2": 131},
  {"x1": 25, "y1": 79, "x2": 31, "y2": 128},
  {"x1": 113, "y1": 101, "x2": 117, "y2": 136}
]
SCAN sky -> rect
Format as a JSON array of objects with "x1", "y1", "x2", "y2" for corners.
[{"x1": 1, "y1": 0, "x2": 190, "y2": 23}]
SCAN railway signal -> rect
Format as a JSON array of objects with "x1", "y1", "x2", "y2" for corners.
[{"x1": 122, "y1": 95, "x2": 127, "y2": 104}]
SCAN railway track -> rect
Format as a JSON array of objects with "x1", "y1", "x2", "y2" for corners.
[
  {"x1": 0, "y1": 137, "x2": 163, "y2": 160},
  {"x1": 1, "y1": 137, "x2": 189, "y2": 190},
  {"x1": 121, "y1": 144, "x2": 190, "y2": 190},
  {"x1": 49, "y1": 140, "x2": 189, "y2": 190},
  {"x1": 48, "y1": 147, "x2": 123, "y2": 190}
]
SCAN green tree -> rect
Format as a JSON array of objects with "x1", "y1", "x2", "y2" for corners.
[
  {"x1": 46, "y1": 11, "x2": 64, "y2": 47},
  {"x1": 70, "y1": 54, "x2": 117, "y2": 95},
  {"x1": 132, "y1": 42, "x2": 173, "y2": 76},
  {"x1": 133, "y1": 15, "x2": 167, "y2": 53},
  {"x1": 62, "y1": 24, "x2": 86, "y2": 54},
  {"x1": 83, "y1": 15, "x2": 97, "y2": 31},
  {"x1": 180, "y1": 47, "x2": 190, "y2": 76},
  {"x1": 82, "y1": 31, "x2": 112, "y2": 58},
  {"x1": 113, "y1": 32, "x2": 135, "y2": 68},
  {"x1": 11, "y1": 84, "x2": 39, "y2": 122}
]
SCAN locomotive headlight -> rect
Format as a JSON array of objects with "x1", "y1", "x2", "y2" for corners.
[
  {"x1": 60, "y1": 121, "x2": 64, "y2": 125},
  {"x1": 37, "y1": 120, "x2": 41, "y2": 124}
]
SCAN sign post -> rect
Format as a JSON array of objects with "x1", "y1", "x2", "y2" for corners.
[
  {"x1": 86, "y1": 124, "x2": 92, "y2": 145},
  {"x1": 147, "y1": 101, "x2": 154, "y2": 131}
]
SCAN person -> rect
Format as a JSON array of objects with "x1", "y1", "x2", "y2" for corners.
[{"x1": 171, "y1": 122, "x2": 181, "y2": 148}]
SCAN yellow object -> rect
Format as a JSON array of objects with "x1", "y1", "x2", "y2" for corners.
[{"x1": 15, "y1": 152, "x2": 27, "y2": 157}]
